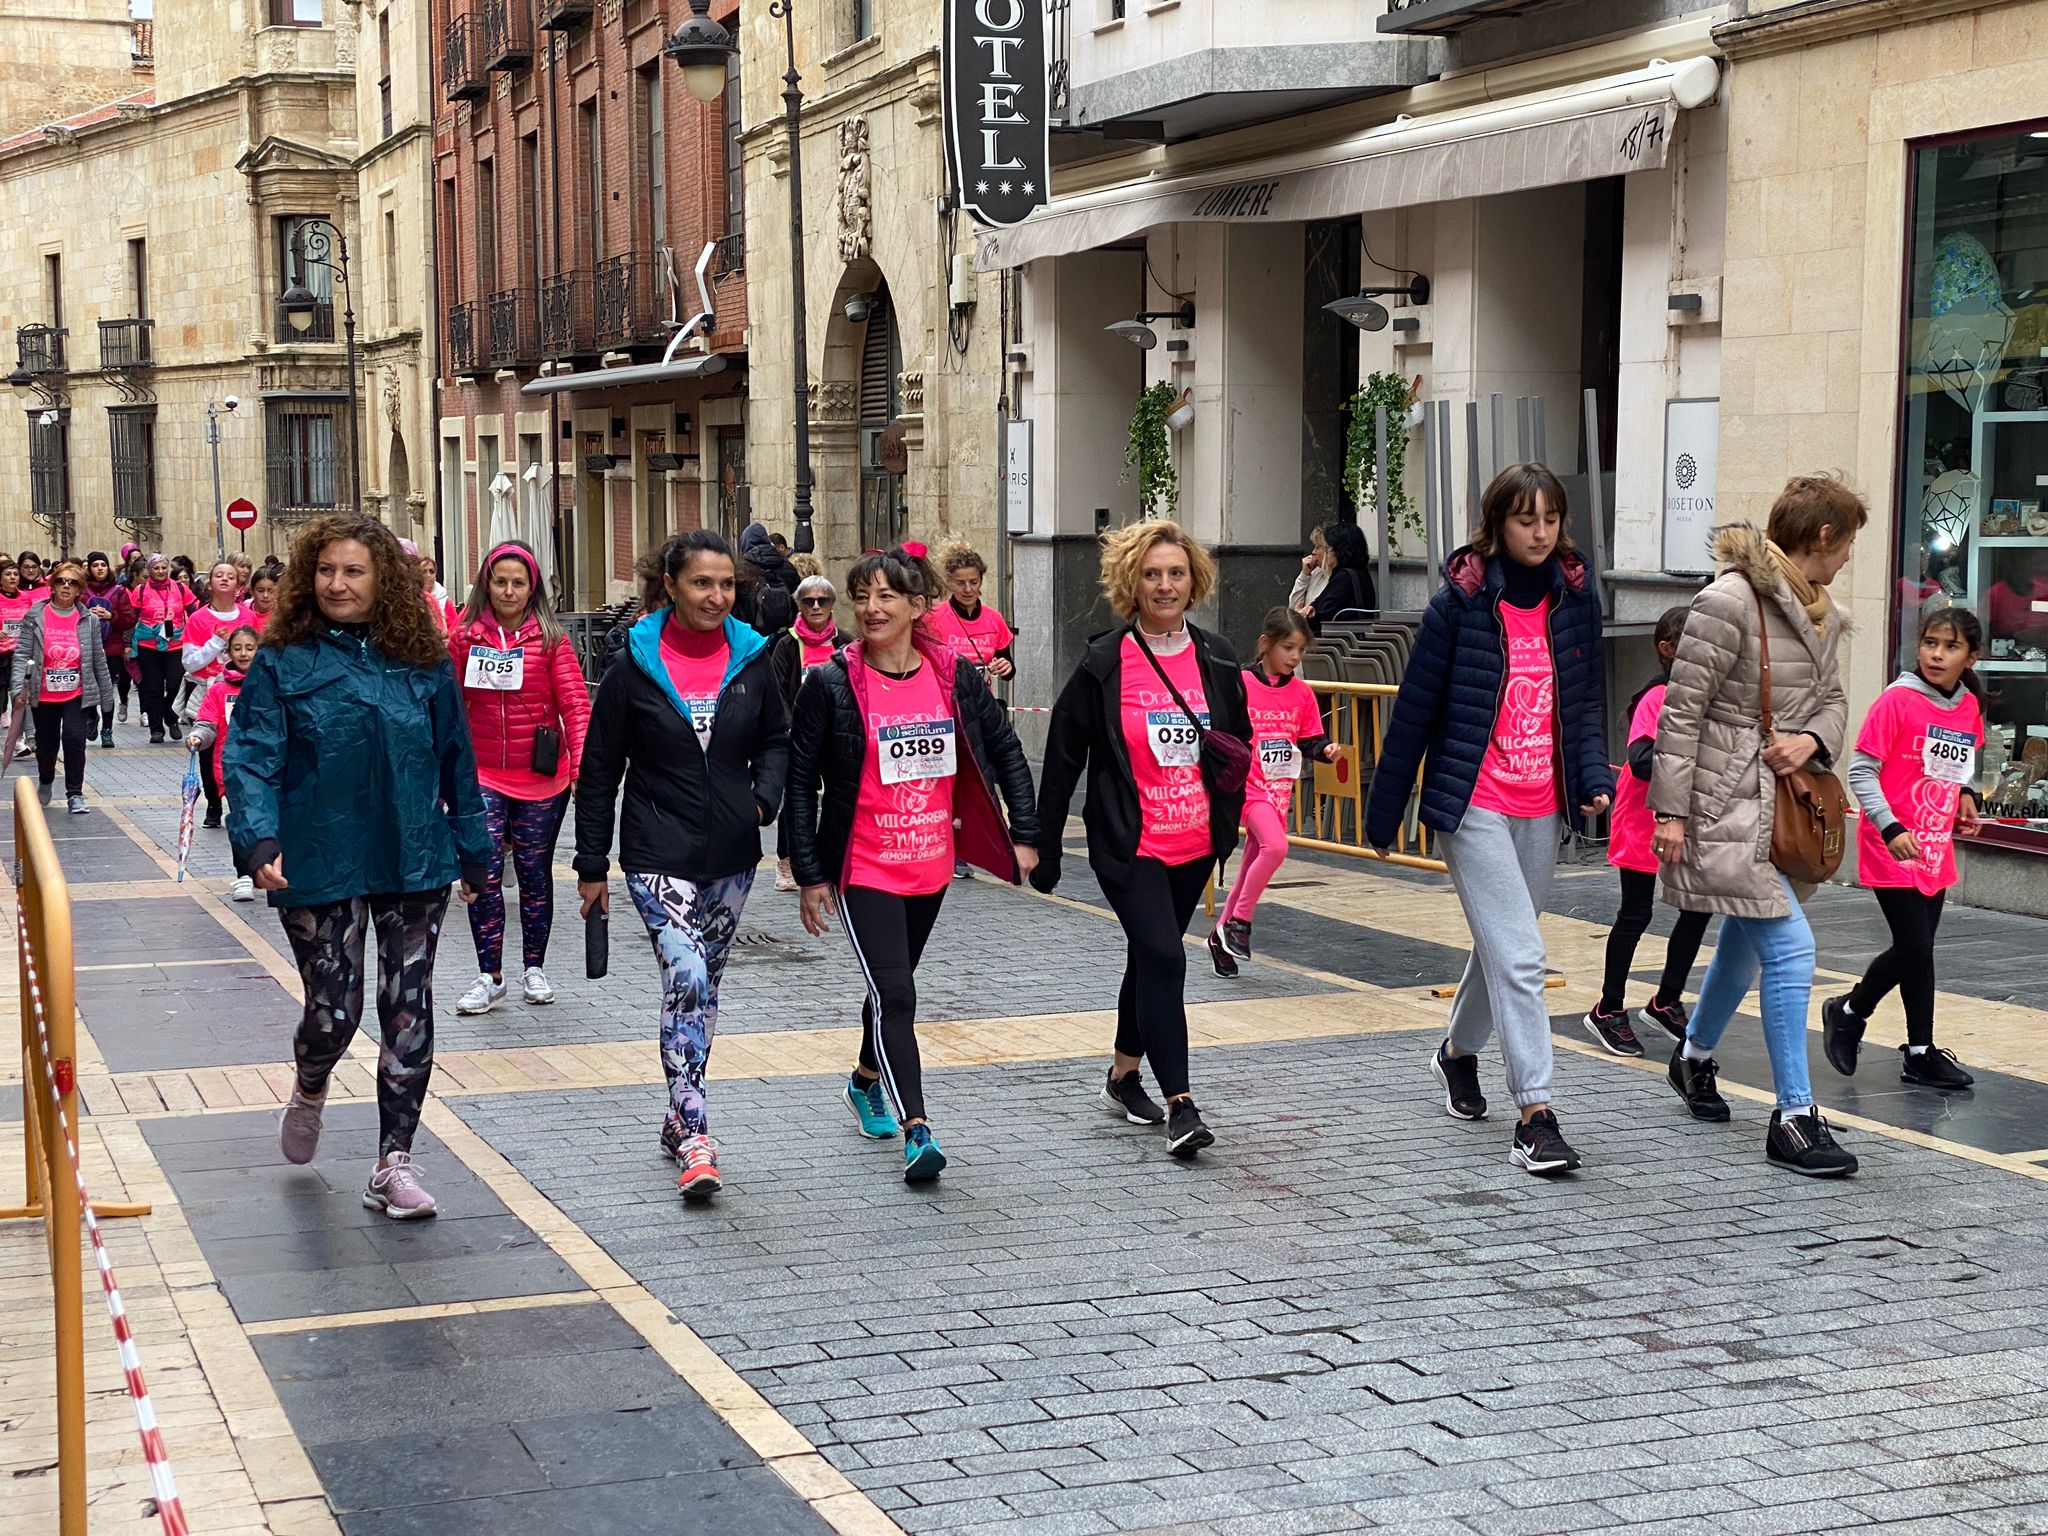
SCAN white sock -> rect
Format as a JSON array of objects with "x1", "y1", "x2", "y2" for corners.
[
  {"x1": 1906, "y1": 1044, "x2": 1930, "y2": 1056},
  {"x1": 1681, "y1": 1040, "x2": 1713, "y2": 1062},
  {"x1": 1783, "y1": 1102, "x2": 1816, "y2": 1120}
]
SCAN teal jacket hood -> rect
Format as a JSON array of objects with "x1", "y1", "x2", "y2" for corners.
[{"x1": 626, "y1": 609, "x2": 769, "y2": 727}]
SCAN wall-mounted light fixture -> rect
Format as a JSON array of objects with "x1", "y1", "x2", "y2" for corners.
[
  {"x1": 1105, "y1": 300, "x2": 1196, "y2": 350},
  {"x1": 1323, "y1": 276, "x2": 1431, "y2": 333}
]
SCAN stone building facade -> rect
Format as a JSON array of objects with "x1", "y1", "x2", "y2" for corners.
[
  {"x1": 735, "y1": 0, "x2": 1004, "y2": 576},
  {"x1": 430, "y1": 0, "x2": 747, "y2": 610},
  {"x1": 0, "y1": 0, "x2": 149, "y2": 142},
  {"x1": 0, "y1": 0, "x2": 359, "y2": 563}
]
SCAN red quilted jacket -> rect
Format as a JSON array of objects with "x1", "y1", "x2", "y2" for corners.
[{"x1": 449, "y1": 612, "x2": 592, "y2": 799}]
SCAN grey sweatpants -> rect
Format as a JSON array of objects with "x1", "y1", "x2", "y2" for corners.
[{"x1": 1439, "y1": 806, "x2": 1560, "y2": 1109}]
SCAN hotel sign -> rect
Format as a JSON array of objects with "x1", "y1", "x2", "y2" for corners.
[{"x1": 942, "y1": 0, "x2": 1050, "y2": 229}]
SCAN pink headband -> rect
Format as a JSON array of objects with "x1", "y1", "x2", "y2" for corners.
[{"x1": 483, "y1": 543, "x2": 541, "y2": 584}]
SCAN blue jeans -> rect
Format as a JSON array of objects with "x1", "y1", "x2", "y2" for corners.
[{"x1": 1683, "y1": 874, "x2": 1816, "y2": 1111}]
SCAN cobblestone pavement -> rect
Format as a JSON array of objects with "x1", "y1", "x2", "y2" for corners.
[{"x1": 7, "y1": 716, "x2": 2048, "y2": 1535}]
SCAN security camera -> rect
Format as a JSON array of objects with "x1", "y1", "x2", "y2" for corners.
[
  {"x1": 36, "y1": 409, "x2": 58, "y2": 427},
  {"x1": 223, "y1": 395, "x2": 239, "y2": 411},
  {"x1": 844, "y1": 293, "x2": 872, "y2": 324}
]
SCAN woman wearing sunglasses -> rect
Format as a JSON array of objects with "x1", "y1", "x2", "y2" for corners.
[
  {"x1": 770, "y1": 575, "x2": 851, "y2": 891},
  {"x1": 11, "y1": 562, "x2": 116, "y2": 814}
]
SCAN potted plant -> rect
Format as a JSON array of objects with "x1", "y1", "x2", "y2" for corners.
[
  {"x1": 1342, "y1": 371, "x2": 1420, "y2": 548},
  {"x1": 1123, "y1": 380, "x2": 1180, "y2": 517},
  {"x1": 1165, "y1": 388, "x2": 1195, "y2": 432}
]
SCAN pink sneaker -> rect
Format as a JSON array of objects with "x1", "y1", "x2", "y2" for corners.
[
  {"x1": 278, "y1": 1086, "x2": 327, "y2": 1165},
  {"x1": 363, "y1": 1151, "x2": 438, "y2": 1219}
]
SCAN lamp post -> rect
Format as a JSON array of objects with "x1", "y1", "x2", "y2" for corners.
[
  {"x1": 665, "y1": 0, "x2": 814, "y2": 553},
  {"x1": 277, "y1": 217, "x2": 363, "y2": 516},
  {"x1": 204, "y1": 397, "x2": 238, "y2": 562}
]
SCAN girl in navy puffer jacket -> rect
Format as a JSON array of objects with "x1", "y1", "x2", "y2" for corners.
[{"x1": 1365, "y1": 464, "x2": 1613, "y2": 1178}]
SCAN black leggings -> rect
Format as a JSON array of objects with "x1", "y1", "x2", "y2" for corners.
[
  {"x1": 32, "y1": 699, "x2": 87, "y2": 797},
  {"x1": 1105, "y1": 855, "x2": 1214, "y2": 1101},
  {"x1": 136, "y1": 647, "x2": 182, "y2": 737},
  {"x1": 198, "y1": 739, "x2": 222, "y2": 816},
  {"x1": 840, "y1": 885, "x2": 946, "y2": 1125},
  {"x1": 1600, "y1": 868, "x2": 1712, "y2": 1013},
  {"x1": 1848, "y1": 887, "x2": 1944, "y2": 1047}
]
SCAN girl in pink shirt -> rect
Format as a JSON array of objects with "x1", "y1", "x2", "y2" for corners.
[
  {"x1": 0, "y1": 560, "x2": 31, "y2": 746},
  {"x1": 1209, "y1": 609, "x2": 1334, "y2": 977},
  {"x1": 1823, "y1": 608, "x2": 1984, "y2": 1092},
  {"x1": 181, "y1": 560, "x2": 256, "y2": 827}
]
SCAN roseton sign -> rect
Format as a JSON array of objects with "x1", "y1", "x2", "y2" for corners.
[{"x1": 941, "y1": 0, "x2": 1049, "y2": 229}]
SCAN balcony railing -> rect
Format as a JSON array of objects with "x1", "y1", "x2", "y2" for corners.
[
  {"x1": 444, "y1": 15, "x2": 488, "y2": 102},
  {"x1": 15, "y1": 324, "x2": 67, "y2": 374},
  {"x1": 593, "y1": 254, "x2": 666, "y2": 350},
  {"x1": 539, "y1": 0, "x2": 592, "y2": 29},
  {"x1": 98, "y1": 318, "x2": 154, "y2": 369},
  {"x1": 540, "y1": 270, "x2": 593, "y2": 357},
  {"x1": 488, "y1": 288, "x2": 537, "y2": 366},
  {"x1": 274, "y1": 297, "x2": 335, "y2": 341},
  {"x1": 448, "y1": 300, "x2": 481, "y2": 373},
  {"x1": 480, "y1": 0, "x2": 532, "y2": 70},
  {"x1": 713, "y1": 230, "x2": 745, "y2": 280}
]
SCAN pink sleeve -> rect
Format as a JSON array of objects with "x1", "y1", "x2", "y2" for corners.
[
  {"x1": 1627, "y1": 685, "x2": 1665, "y2": 744},
  {"x1": 1296, "y1": 680, "x2": 1324, "y2": 740},
  {"x1": 1854, "y1": 689, "x2": 1901, "y2": 759},
  {"x1": 995, "y1": 609, "x2": 1016, "y2": 649}
]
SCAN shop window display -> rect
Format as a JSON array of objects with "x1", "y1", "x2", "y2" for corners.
[{"x1": 1897, "y1": 124, "x2": 2048, "y2": 829}]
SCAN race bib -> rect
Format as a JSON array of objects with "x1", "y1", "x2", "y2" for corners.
[
  {"x1": 683, "y1": 694, "x2": 718, "y2": 750},
  {"x1": 1147, "y1": 708, "x2": 1205, "y2": 769},
  {"x1": 464, "y1": 644, "x2": 525, "y2": 691},
  {"x1": 879, "y1": 718, "x2": 958, "y2": 785},
  {"x1": 1259, "y1": 738, "x2": 1300, "y2": 780},
  {"x1": 2, "y1": 621, "x2": 19, "y2": 640},
  {"x1": 43, "y1": 667, "x2": 79, "y2": 693},
  {"x1": 1922, "y1": 724, "x2": 1976, "y2": 785}
]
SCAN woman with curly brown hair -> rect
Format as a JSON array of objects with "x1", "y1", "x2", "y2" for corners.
[{"x1": 224, "y1": 513, "x2": 492, "y2": 1219}]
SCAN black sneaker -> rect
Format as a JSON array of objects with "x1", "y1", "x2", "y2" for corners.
[
  {"x1": 1205, "y1": 928, "x2": 1239, "y2": 980},
  {"x1": 1667, "y1": 1045, "x2": 1731, "y2": 1122},
  {"x1": 1821, "y1": 994, "x2": 1865, "y2": 1076},
  {"x1": 1900, "y1": 1046, "x2": 1975, "y2": 1091},
  {"x1": 1509, "y1": 1109, "x2": 1581, "y2": 1176},
  {"x1": 202, "y1": 808, "x2": 224, "y2": 830},
  {"x1": 1429, "y1": 1041, "x2": 1487, "y2": 1121},
  {"x1": 1102, "y1": 1068, "x2": 1166, "y2": 1126},
  {"x1": 1636, "y1": 996, "x2": 1690, "y2": 1043},
  {"x1": 1218, "y1": 918, "x2": 1253, "y2": 964},
  {"x1": 1766, "y1": 1109, "x2": 1857, "y2": 1177},
  {"x1": 1166, "y1": 1097, "x2": 1214, "y2": 1158},
  {"x1": 1582, "y1": 1004, "x2": 1643, "y2": 1057},
  {"x1": 148, "y1": 731, "x2": 165, "y2": 745}
]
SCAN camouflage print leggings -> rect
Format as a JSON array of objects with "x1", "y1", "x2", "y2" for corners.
[{"x1": 280, "y1": 889, "x2": 452, "y2": 1157}]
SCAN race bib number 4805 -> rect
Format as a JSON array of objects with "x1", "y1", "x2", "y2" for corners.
[{"x1": 1921, "y1": 724, "x2": 1976, "y2": 785}]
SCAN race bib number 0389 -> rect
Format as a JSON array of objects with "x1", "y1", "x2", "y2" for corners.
[
  {"x1": 879, "y1": 718, "x2": 958, "y2": 785},
  {"x1": 1147, "y1": 709, "x2": 1206, "y2": 769}
]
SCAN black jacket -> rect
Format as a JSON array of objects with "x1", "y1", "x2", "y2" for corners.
[
  {"x1": 785, "y1": 639, "x2": 1039, "y2": 889},
  {"x1": 1032, "y1": 624, "x2": 1252, "y2": 891},
  {"x1": 771, "y1": 625, "x2": 852, "y2": 716},
  {"x1": 574, "y1": 611, "x2": 790, "y2": 883},
  {"x1": 1307, "y1": 565, "x2": 1377, "y2": 634}
]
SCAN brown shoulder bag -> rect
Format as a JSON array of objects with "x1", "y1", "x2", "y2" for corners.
[{"x1": 1750, "y1": 583, "x2": 1850, "y2": 884}]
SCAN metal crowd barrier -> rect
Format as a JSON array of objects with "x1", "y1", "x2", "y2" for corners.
[{"x1": 1288, "y1": 678, "x2": 1446, "y2": 873}]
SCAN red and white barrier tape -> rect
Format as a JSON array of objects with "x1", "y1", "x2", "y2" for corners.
[{"x1": 16, "y1": 907, "x2": 189, "y2": 1536}]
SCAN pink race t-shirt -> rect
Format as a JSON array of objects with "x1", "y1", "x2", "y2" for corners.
[
  {"x1": 845, "y1": 662, "x2": 957, "y2": 895},
  {"x1": 1469, "y1": 599, "x2": 1561, "y2": 819},
  {"x1": 1243, "y1": 670, "x2": 1324, "y2": 816},
  {"x1": 1607, "y1": 683, "x2": 1666, "y2": 874},
  {"x1": 184, "y1": 602, "x2": 254, "y2": 681},
  {"x1": 1855, "y1": 682, "x2": 1983, "y2": 895},
  {"x1": 659, "y1": 624, "x2": 729, "y2": 756},
  {"x1": 930, "y1": 602, "x2": 1015, "y2": 670},
  {"x1": 38, "y1": 609, "x2": 83, "y2": 704},
  {"x1": 0, "y1": 591, "x2": 32, "y2": 655},
  {"x1": 1120, "y1": 635, "x2": 1211, "y2": 865}
]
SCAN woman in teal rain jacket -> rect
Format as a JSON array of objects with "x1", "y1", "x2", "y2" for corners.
[{"x1": 224, "y1": 513, "x2": 491, "y2": 1221}]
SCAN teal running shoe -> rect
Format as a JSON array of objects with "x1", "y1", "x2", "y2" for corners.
[
  {"x1": 903, "y1": 1124, "x2": 947, "y2": 1183},
  {"x1": 844, "y1": 1073, "x2": 899, "y2": 1139}
]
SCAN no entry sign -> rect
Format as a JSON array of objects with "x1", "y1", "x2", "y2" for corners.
[{"x1": 225, "y1": 498, "x2": 258, "y2": 531}]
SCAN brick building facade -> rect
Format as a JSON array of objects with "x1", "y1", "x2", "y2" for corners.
[{"x1": 431, "y1": 0, "x2": 745, "y2": 610}]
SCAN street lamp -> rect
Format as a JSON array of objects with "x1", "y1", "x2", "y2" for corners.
[
  {"x1": 205, "y1": 396, "x2": 239, "y2": 562},
  {"x1": 279, "y1": 216, "x2": 363, "y2": 516},
  {"x1": 664, "y1": 0, "x2": 815, "y2": 554}
]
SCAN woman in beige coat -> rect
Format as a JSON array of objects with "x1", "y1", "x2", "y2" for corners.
[{"x1": 1649, "y1": 476, "x2": 1863, "y2": 1177}]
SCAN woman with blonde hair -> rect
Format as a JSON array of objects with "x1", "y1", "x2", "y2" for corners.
[{"x1": 1034, "y1": 520, "x2": 1251, "y2": 1157}]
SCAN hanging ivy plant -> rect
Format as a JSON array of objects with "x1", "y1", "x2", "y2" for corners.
[
  {"x1": 1342, "y1": 371, "x2": 1419, "y2": 549},
  {"x1": 1122, "y1": 381, "x2": 1180, "y2": 519}
]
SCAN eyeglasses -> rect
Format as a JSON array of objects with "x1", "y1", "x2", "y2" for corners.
[
  {"x1": 50, "y1": 578, "x2": 79, "y2": 588},
  {"x1": 799, "y1": 596, "x2": 834, "y2": 607}
]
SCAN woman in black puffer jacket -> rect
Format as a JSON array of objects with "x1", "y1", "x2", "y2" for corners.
[{"x1": 786, "y1": 545, "x2": 1037, "y2": 1185}]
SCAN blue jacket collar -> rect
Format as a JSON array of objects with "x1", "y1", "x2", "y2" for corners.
[{"x1": 628, "y1": 608, "x2": 768, "y2": 725}]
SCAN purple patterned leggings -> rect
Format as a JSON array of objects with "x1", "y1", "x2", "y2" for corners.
[{"x1": 467, "y1": 788, "x2": 570, "y2": 976}]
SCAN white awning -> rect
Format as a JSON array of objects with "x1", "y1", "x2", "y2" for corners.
[
  {"x1": 975, "y1": 56, "x2": 1720, "y2": 271},
  {"x1": 520, "y1": 353, "x2": 728, "y2": 396}
]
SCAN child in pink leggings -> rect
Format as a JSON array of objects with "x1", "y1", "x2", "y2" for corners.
[{"x1": 1209, "y1": 608, "x2": 1336, "y2": 976}]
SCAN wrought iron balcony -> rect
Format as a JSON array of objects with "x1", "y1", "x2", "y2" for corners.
[
  {"x1": 448, "y1": 300, "x2": 481, "y2": 374},
  {"x1": 274, "y1": 296, "x2": 335, "y2": 341},
  {"x1": 444, "y1": 15, "x2": 488, "y2": 102},
  {"x1": 539, "y1": 271, "x2": 592, "y2": 358},
  {"x1": 538, "y1": 0, "x2": 592, "y2": 29},
  {"x1": 98, "y1": 318, "x2": 154, "y2": 370},
  {"x1": 488, "y1": 288, "x2": 537, "y2": 366},
  {"x1": 713, "y1": 231, "x2": 745, "y2": 280},
  {"x1": 480, "y1": 0, "x2": 532, "y2": 70},
  {"x1": 15, "y1": 325, "x2": 67, "y2": 375},
  {"x1": 593, "y1": 254, "x2": 665, "y2": 350}
]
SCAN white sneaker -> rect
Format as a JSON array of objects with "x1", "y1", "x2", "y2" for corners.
[
  {"x1": 231, "y1": 875, "x2": 256, "y2": 902},
  {"x1": 774, "y1": 859, "x2": 798, "y2": 893},
  {"x1": 521, "y1": 967, "x2": 555, "y2": 1005},
  {"x1": 455, "y1": 974, "x2": 505, "y2": 1015}
]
